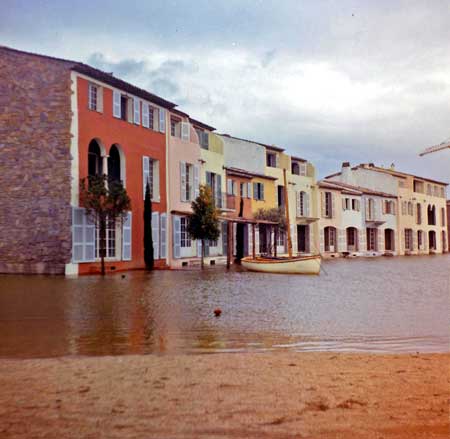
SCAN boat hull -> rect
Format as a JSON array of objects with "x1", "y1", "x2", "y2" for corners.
[{"x1": 241, "y1": 255, "x2": 321, "y2": 275}]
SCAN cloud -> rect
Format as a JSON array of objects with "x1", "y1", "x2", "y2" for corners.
[{"x1": 1, "y1": 0, "x2": 449, "y2": 184}]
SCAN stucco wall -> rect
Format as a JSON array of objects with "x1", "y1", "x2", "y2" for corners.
[
  {"x1": 221, "y1": 136, "x2": 266, "y2": 175},
  {"x1": 0, "y1": 48, "x2": 73, "y2": 274}
]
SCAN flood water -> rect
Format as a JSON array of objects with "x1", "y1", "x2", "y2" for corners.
[{"x1": 0, "y1": 255, "x2": 449, "y2": 358}]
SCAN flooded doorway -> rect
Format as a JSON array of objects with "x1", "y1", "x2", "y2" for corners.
[{"x1": 297, "y1": 225, "x2": 309, "y2": 253}]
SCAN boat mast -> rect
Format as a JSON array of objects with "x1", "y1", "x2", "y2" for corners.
[{"x1": 283, "y1": 168, "x2": 293, "y2": 258}]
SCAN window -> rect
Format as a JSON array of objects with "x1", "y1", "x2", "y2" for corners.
[
  {"x1": 148, "y1": 106, "x2": 154, "y2": 129},
  {"x1": 88, "y1": 83, "x2": 98, "y2": 111},
  {"x1": 206, "y1": 172, "x2": 222, "y2": 208},
  {"x1": 413, "y1": 180, "x2": 424, "y2": 193},
  {"x1": 88, "y1": 139, "x2": 103, "y2": 177},
  {"x1": 416, "y1": 203, "x2": 422, "y2": 224},
  {"x1": 299, "y1": 162, "x2": 307, "y2": 176},
  {"x1": 277, "y1": 185, "x2": 285, "y2": 207},
  {"x1": 196, "y1": 129, "x2": 209, "y2": 149},
  {"x1": 95, "y1": 217, "x2": 116, "y2": 258},
  {"x1": 367, "y1": 228, "x2": 377, "y2": 251},
  {"x1": 417, "y1": 230, "x2": 423, "y2": 249},
  {"x1": 276, "y1": 230, "x2": 285, "y2": 247},
  {"x1": 240, "y1": 182, "x2": 246, "y2": 198},
  {"x1": 170, "y1": 117, "x2": 181, "y2": 137},
  {"x1": 227, "y1": 178, "x2": 236, "y2": 195},
  {"x1": 324, "y1": 192, "x2": 333, "y2": 218},
  {"x1": 407, "y1": 202, "x2": 413, "y2": 216},
  {"x1": 405, "y1": 229, "x2": 413, "y2": 251},
  {"x1": 143, "y1": 156, "x2": 160, "y2": 201},
  {"x1": 120, "y1": 95, "x2": 128, "y2": 121},
  {"x1": 180, "y1": 162, "x2": 195, "y2": 202},
  {"x1": 433, "y1": 185, "x2": 439, "y2": 197},
  {"x1": 266, "y1": 152, "x2": 277, "y2": 167},
  {"x1": 343, "y1": 198, "x2": 350, "y2": 210},
  {"x1": 253, "y1": 182, "x2": 264, "y2": 201},
  {"x1": 441, "y1": 208, "x2": 446, "y2": 226},
  {"x1": 298, "y1": 191, "x2": 308, "y2": 216},
  {"x1": 291, "y1": 162, "x2": 300, "y2": 175},
  {"x1": 440, "y1": 187, "x2": 445, "y2": 198},
  {"x1": 385, "y1": 200, "x2": 395, "y2": 215},
  {"x1": 402, "y1": 201, "x2": 407, "y2": 215},
  {"x1": 427, "y1": 184, "x2": 432, "y2": 195},
  {"x1": 366, "y1": 199, "x2": 375, "y2": 220},
  {"x1": 142, "y1": 104, "x2": 156, "y2": 130},
  {"x1": 351, "y1": 199, "x2": 359, "y2": 211},
  {"x1": 347, "y1": 227, "x2": 357, "y2": 248},
  {"x1": 180, "y1": 217, "x2": 191, "y2": 248},
  {"x1": 324, "y1": 227, "x2": 336, "y2": 252},
  {"x1": 427, "y1": 205, "x2": 436, "y2": 225}
]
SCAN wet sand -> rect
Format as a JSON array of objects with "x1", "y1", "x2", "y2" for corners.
[{"x1": 0, "y1": 353, "x2": 448, "y2": 438}]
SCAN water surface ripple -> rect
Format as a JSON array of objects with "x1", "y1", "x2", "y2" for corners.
[{"x1": 0, "y1": 255, "x2": 449, "y2": 358}]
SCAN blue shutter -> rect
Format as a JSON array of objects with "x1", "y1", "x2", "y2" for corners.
[
  {"x1": 160, "y1": 213, "x2": 167, "y2": 259},
  {"x1": 173, "y1": 215, "x2": 181, "y2": 258}
]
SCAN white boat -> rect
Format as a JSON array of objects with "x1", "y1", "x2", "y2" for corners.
[{"x1": 241, "y1": 255, "x2": 321, "y2": 275}]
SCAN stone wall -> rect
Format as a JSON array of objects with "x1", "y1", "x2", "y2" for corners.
[{"x1": 0, "y1": 48, "x2": 73, "y2": 274}]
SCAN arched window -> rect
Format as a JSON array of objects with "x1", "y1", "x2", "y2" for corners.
[
  {"x1": 108, "y1": 144, "x2": 126, "y2": 185},
  {"x1": 88, "y1": 139, "x2": 104, "y2": 177},
  {"x1": 427, "y1": 205, "x2": 436, "y2": 225},
  {"x1": 385, "y1": 229, "x2": 395, "y2": 251},
  {"x1": 346, "y1": 227, "x2": 358, "y2": 251},
  {"x1": 324, "y1": 226, "x2": 337, "y2": 252}
]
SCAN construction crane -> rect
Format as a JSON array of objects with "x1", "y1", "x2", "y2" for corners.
[{"x1": 419, "y1": 138, "x2": 450, "y2": 156}]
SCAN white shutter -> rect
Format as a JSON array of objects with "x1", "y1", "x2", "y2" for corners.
[
  {"x1": 133, "y1": 98, "x2": 140, "y2": 124},
  {"x1": 153, "y1": 160, "x2": 160, "y2": 202},
  {"x1": 142, "y1": 156, "x2": 150, "y2": 200},
  {"x1": 319, "y1": 228, "x2": 325, "y2": 253},
  {"x1": 359, "y1": 228, "x2": 366, "y2": 252},
  {"x1": 159, "y1": 108, "x2": 166, "y2": 133},
  {"x1": 160, "y1": 213, "x2": 167, "y2": 259},
  {"x1": 194, "y1": 164, "x2": 200, "y2": 199},
  {"x1": 152, "y1": 212, "x2": 160, "y2": 260},
  {"x1": 197, "y1": 240, "x2": 202, "y2": 257},
  {"x1": 227, "y1": 179, "x2": 233, "y2": 195},
  {"x1": 365, "y1": 199, "x2": 370, "y2": 220},
  {"x1": 181, "y1": 122, "x2": 190, "y2": 141},
  {"x1": 180, "y1": 162, "x2": 187, "y2": 202},
  {"x1": 122, "y1": 212, "x2": 132, "y2": 261},
  {"x1": 173, "y1": 215, "x2": 181, "y2": 258},
  {"x1": 72, "y1": 208, "x2": 95, "y2": 263},
  {"x1": 215, "y1": 174, "x2": 222, "y2": 205},
  {"x1": 305, "y1": 193, "x2": 310, "y2": 217},
  {"x1": 72, "y1": 207, "x2": 85, "y2": 263},
  {"x1": 247, "y1": 182, "x2": 252, "y2": 198},
  {"x1": 261, "y1": 183, "x2": 264, "y2": 200},
  {"x1": 296, "y1": 191, "x2": 301, "y2": 216},
  {"x1": 321, "y1": 192, "x2": 325, "y2": 217},
  {"x1": 255, "y1": 225, "x2": 260, "y2": 254},
  {"x1": 113, "y1": 90, "x2": 121, "y2": 118},
  {"x1": 142, "y1": 103, "x2": 149, "y2": 128}
]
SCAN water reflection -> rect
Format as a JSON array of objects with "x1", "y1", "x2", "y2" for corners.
[{"x1": 0, "y1": 255, "x2": 449, "y2": 358}]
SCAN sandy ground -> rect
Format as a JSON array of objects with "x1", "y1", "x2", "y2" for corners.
[{"x1": 0, "y1": 353, "x2": 448, "y2": 439}]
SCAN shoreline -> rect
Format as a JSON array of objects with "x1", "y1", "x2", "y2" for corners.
[{"x1": 0, "y1": 352, "x2": 448, "y2": 438}]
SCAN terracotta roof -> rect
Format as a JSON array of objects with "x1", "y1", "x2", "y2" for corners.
[
  {"x1": 224, "y1": 167, "x2": 278, "y2": 181},
  {"x1": 189, "y1": 118, "x2": 216, "y2": 131},
  {"x1": 320, "y1": 180, "x2": 397, "y2": 198},
  {"x1": 219, "y1": 134, "x2": 285, "y2": 152},
  {"x1": 325, "y1": 163, "x2": 448, "y2": 186},
  {"x1": 1, "y1": 45, "x2": 177, "y2": 109},
  {"x1": 291, "y1": 155, "x2": 307, "y2": 163}
]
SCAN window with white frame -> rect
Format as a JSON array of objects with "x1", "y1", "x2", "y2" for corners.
[
  {"x1": 170, "y1": 117, "x2": 181, "y2": 137},
  {"x1": 407, "y1": 201, "x2": 413, "y2": 216},
  {"x1": 227, "y1": 178, "x2": 236, "y2": 195},
  {"x1": 180, "y1": 217, "x2": 191, "y2": 248},
  {"x1": 298, "y1": 191, "x2": 307, "y2": 216},
  {"x1": 351, "y1": 199, "x2": 359, "y2": 211},
  {"x1": 405, "y1": 228, "x2": 413, "y2": 251},
  {"x1": 88, "y1": 83, "x2": 98, "y2": 111},
  {"x1": 181, "y1": 162, "x2": 195, "y2": 201},
  {"x1": 95, "y1": 217, "x2": 116, "y2": 258},
  {"x1": 299, "y1": 162, "x2": 307, "y2": 176}
]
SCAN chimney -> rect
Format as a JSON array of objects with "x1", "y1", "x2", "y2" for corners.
[
  {"x1": 341, "y1": 161, "x2": 352, "y2": 184},
  {"x1": 390, "y1": 162, "x2": 395, "y2": 170}
]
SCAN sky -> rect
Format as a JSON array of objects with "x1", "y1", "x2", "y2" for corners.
[{"x1": 2, "y1": 0, "x2": 450, "y2": 185}]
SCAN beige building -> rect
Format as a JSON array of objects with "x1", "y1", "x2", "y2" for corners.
[{"x1": 326, "y1": 163, "x2": 448, "y2": 255}]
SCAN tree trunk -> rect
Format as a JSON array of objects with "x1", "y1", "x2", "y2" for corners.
[{"x1": 201, "y1": 239, "x2": 205, "y2": 269}]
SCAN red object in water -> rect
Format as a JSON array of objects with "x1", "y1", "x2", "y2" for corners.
[{"x1": 214, "y1": 309, "x2": 222, "y2": 317}]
